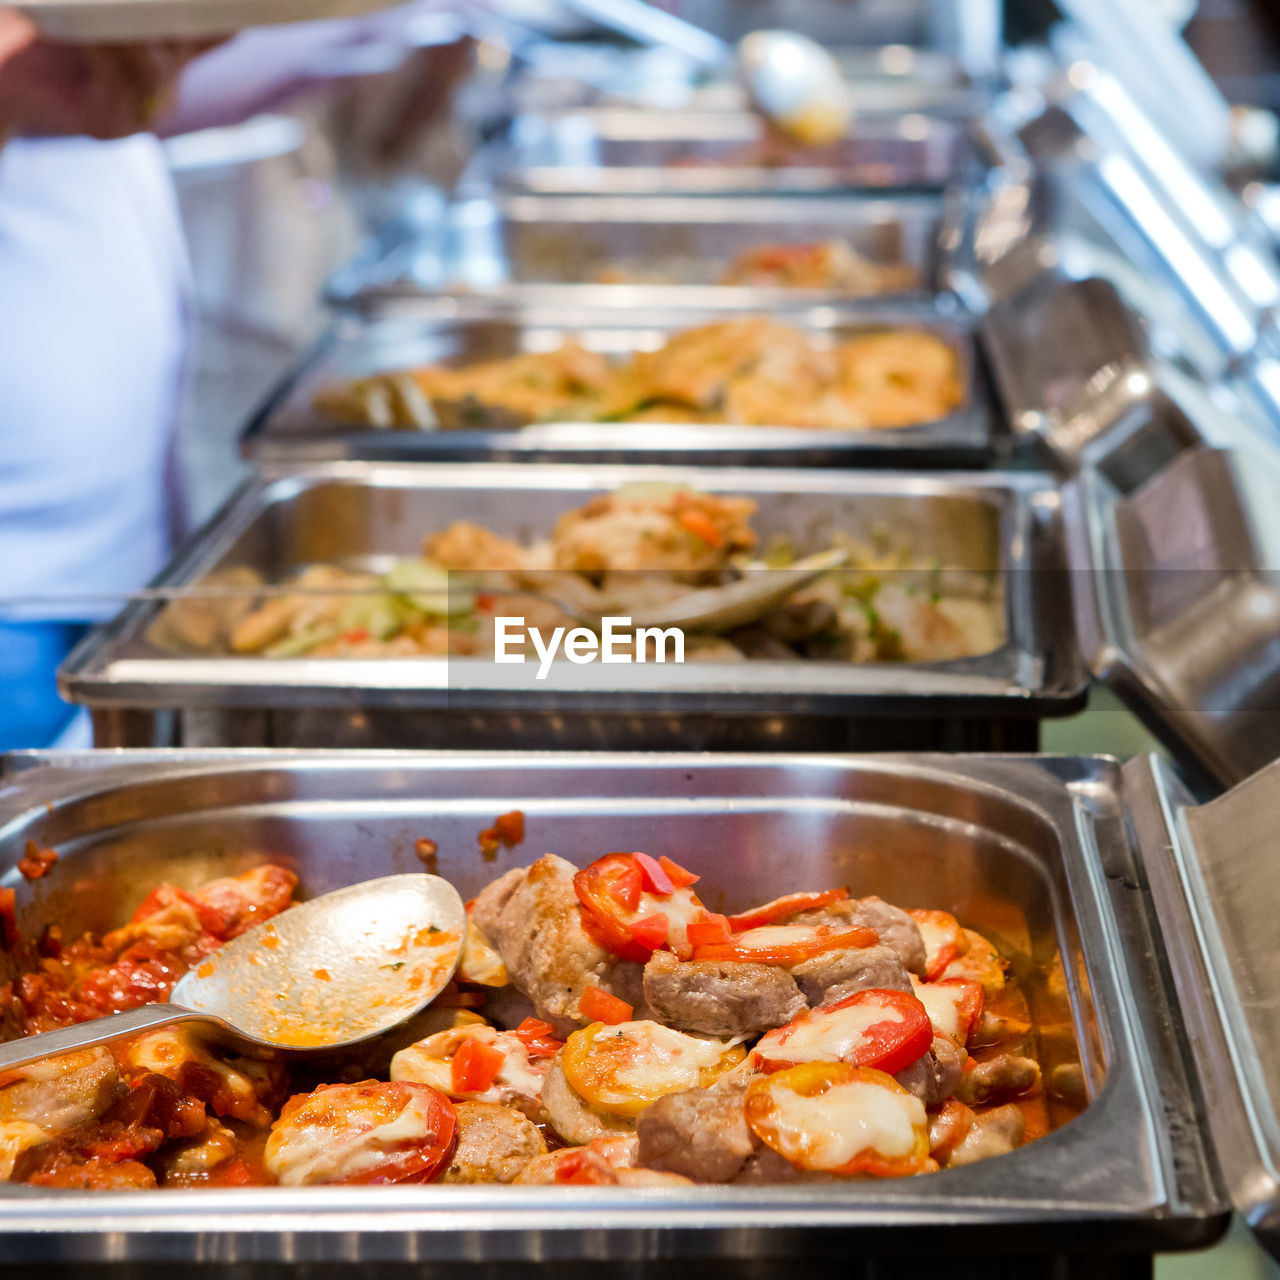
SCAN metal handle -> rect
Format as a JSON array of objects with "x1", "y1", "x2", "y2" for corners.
[
  {"x1": 553, "y1": 0, "x2": 726, "y2": 66},
  {"x1": 0, "y1": 1004, "x2": 206, "y2": 1072}
]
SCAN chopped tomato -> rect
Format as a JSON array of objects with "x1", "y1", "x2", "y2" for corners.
[
  {"x1": 450, "y1": 1036, "x2": 506, "y2": 1094},
  {"x1": 678, "y1": 509, "x2": 723, "y2": 547},
  {"x1": 744, "y1": 1062, "x2": 930, "y2": 1178},
  {"x1": 493, "y1": 810, "x2": 525, "y2": 846},
  {"x1": 728, "y1": 887, "x2": 848, "y2": 932},
  {"x1": 513, "y1": 1018, "x2": 562, "y2": 1058},
  {"x1": 627, "y1": 913, "x2": 670, "y2": 952},
  {"x1": 578, "y1": 985, "x2": 632, "y2": 1025},
  {"x1": 690, "y1": 923, "x2": 877, "y2": 967},
  {"x1": 685, "y1": 914, "x2": 732, "y2": 950},
  {"x1": 634, "y1": 852, "x2": 674, "y2": 895},
  {"x1": 909, "y1": 909, "x2": 966, "y2": 981},
  {"x1": 0, "y1": 887, "x2": 17, "y2": 952},
  {"x1": 554, "y1": 1147, "x2": 618, "y2": 1185},
  {"x1": 752, "y1": 988, "x2": 933, "y2": 1076},
  {"x1": 17, "y1": 841, "x2": 58, "y2": 881},
  {"x1": 574, "y1": 852, "x2": 709, "y2": 962},
  {"x1": 340, "y1": 628, "x2": 370, "y2": 644},
  {"x1": 610, "y1": 865, "x2": 643, "y2": 913},
  {"x1": 658, "y1": 856, "x2": 699, "y2": 888}
]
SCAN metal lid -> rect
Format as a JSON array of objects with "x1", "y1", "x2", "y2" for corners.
[
  {"x1": 1125, "y1": 752, "x2": 1280, "y2": 1257},
  {"x1": 1068, "y1": 445, "x2": 1280, "y2": 791},
  {"x1": 981, "y1": 273, "x2": 1156, "y2": 471}
]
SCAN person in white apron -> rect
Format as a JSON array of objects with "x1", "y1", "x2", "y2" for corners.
[{"x1": 0, "y1": 14, "x2": 194, "y2": 747}]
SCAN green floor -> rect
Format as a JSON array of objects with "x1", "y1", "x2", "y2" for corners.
[{"x1": 1044, "y1": 686, "x2": 1277, "y2": 1277}]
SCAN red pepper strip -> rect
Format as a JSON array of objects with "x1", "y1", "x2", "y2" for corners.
[
  {"x1": 685, "y1": 914, "x2": 732, "y2": 950},
  {"x1": 727, "y1": 887, "x2": 849, "y2": 932},
  {"x1": 450, "y1": 1036, "x2": 505, "y2": 1093},
  {"x1": 692, "y1": 924, "x2": 877, "y2": 968},
  {"x1": 579, "y1": 985, "x2": 632, "y2": 1025}
]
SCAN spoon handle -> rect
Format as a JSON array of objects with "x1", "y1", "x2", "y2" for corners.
[{"x1": 0, "y1": 1004, "x2": 206, "y2": 1073}]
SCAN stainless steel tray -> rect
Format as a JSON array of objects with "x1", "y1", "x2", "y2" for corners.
[
  {"x1": 242, "y1": 302, "x2": 994, "y2": 468},
  {"x1": 0, "y1": 749, "x2": 1227, "y2": 1262},
  {"x1": 481, "y1": 108, "x2": 986, "y2": 197},
  {"x1": 326, "y1": 192, "x2": 962, "y2": 313},
  {"x1": 60, "y1": 463, "x2": 1086, "y2": 751},
  {"x1": 1067, "y1": 446, "x2": 1280, "y2": 791}
]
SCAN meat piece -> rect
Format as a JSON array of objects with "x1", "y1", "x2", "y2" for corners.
[
  {"x1": 635, "y1": 1080, "x2": 756, "y2": 1183},
  {"x1": 791, "y1": 897, "x2": 926, "y2": 977},
  {"x1": 16, "y1": 1152, "x2": 157, "y2": 1189},
  {"x1": 730, "y1": 1145, "x2": 805, "y2": 1185},
  {"x1": 469, "y1": 856, "x2": 645, "y2": 1036},
  {"x1": 0, "y1": 1047, "x2": 121, "y2": 1133},
  {"x1": 955, "y1": 1054, "x2": 1042, "y2": 1107},
  {"x1": 540, "y1": 1059, "x2": 635, "y2": 1146},
  {"x1": 894, "y1": 1036, "x2": 966, "y2": 1107},
  {"x1": 790, "y1": 943, "x2": 911, "y2": 1007},
  {"x1": 441, "y1": 1102, "x2": 547, "y2": 1184},
  {"x1": 945, "y1": 1104, "x2": 1026, "y2": 1168},
  {"x1": 642, "y1": 951, "x2": 804, "y2": 1037},
  {"x1": 155, "y1": 1120, "x2": 238, "y2": 1179}
]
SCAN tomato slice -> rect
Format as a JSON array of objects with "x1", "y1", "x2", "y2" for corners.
[
  {"x1": 579, "y1": 985, "x2": 633, "y2": 1025},
  {"x1": 561, "y1": 1020, "x2": 745, "y2": 1117},
  {"x1": 728, "y1": 888, "x2": 849, "y2": 932},
  {"x1": 909, "y1": 909, "x2": 966, "y2": 981},
  {"x1": 574, "y1": 853, "x2": 709, "y2": 962},
  {"x1": 912, "y1": 977, "x2": 984, "y2": 1046},
  {"x1": 690, "y1": 923, "x2": 877, "y2": 967},
  {"x1": 554, "y1": 1147, "x2": 619, "y2": 1185},
  {"x1": 744, "y1": 1063, "x2": 930, "y2": 1178},
  {"x1": 451, "y1": 1036, "x2": 505, "y2": 1094},
  {"x1": 752, "y1": 988, "x2": 933, "y2": 1076}
]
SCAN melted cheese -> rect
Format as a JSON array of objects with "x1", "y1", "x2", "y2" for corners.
[
  {"x1": 459, "y1": 920, "x2": 509, "y2": 987},
  {"x1": 390, "y1": 1027, "x2": 547, "y2": 1106},
  {"x1": 913, "y1": 915, "x2": 957, "y2": 974},
  {"x1": 760, "y1": 1079, "x2": 925, "y2": 1170},
  {"x1": 757, "y1": 1001, "x2": 904, "y2": 1065},
  {"x1": 732, "y1": 924, "x2": 822, "y2": 952},
  {"x1": 606, "y1": 1022, "x2": 731, "y2": 1095},
  {"x1": 266, "y1": 1089, "x2": 438, "y2": 1187},
  {"x1": 910, "y1": 978, "x2": 963, "y2": 1041},
  {"x1": 0, "y1": 1121, "x2": 46, "y2": 1180},
  {"x1": 618, "y1": 887, "x2": 706, "y2": 955},
  {"x1": 125, "y1": 1027, "x2": 272, "y2": 1123}
]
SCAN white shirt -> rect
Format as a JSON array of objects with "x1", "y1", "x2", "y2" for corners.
[{"x1": 0, "y1": 134, "x2": 188, "y2": 621}]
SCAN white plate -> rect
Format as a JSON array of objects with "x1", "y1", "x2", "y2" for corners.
[{"x1": 16, "y1": 0, "x2": 396, "y2": 43}]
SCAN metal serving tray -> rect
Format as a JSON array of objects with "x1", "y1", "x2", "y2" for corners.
[
  {"x1": 482, "y1": 109, "x2": 986, "y2": 197},
  {"x1": 60, "y1": 463, "x2": 1086, "y2": 752},
  {"x1": 0, "y1": 749, "x2": 1228, "y2": 1268},
  {"x1": 326, "y1": 192, "x2": 961, "y2": 313},
  {"x1": 241, "y1": 302, "x2": 994, "y2": 468},
  {"x1": 1067, "y1": 446, "x2": 1280, "y2": 792}
]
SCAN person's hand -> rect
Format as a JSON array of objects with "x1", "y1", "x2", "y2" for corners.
[{"x1": 0, "y1": 9, "x2": 216, "y2": 140}]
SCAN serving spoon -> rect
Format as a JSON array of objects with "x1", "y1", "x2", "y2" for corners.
[
  {"x1": 0, "y1": 874, "x2": 467, "y2": 1071},
  {"x1": 550, "y1": 0, "x2": 854, "y2": 145},
  {"x1": 557, "y1": 546, "x2": 852, "y2": 634}
]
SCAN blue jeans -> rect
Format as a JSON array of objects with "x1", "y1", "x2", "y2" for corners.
[{"x1": 0, "y1": 622, "x2": 90, "y2": 749}]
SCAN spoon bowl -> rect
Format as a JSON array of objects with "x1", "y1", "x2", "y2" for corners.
[{"x1": 0, "y1": 874, "x2": 467, "y2": 1072}]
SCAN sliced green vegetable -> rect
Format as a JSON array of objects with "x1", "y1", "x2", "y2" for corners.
[{"x1": 384, "y1": 559, "x2": 475, "y2": 617}]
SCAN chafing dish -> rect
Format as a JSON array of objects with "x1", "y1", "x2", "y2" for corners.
[
  {"x1": 60, "y1": 463, "x2": 1084, "y2": 751},
  {"x1": 479, "y1": 108, "x2": 986, "y2": 196},
  {"x1": 241, "y1": 301, "x2": 994, "y2": 468},
  {"x1": 0, "y1": 745, "x2": 1263, "y2": 1270},
  {"x1": 1067, "y1": 445, "x2": 1280, "y2": 792},
  {"x1": 326, "y1": 192, "x2": 962, "y2": 313}
]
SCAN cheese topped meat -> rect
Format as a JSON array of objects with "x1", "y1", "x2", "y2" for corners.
[{"x1": 265, "y1": 1081, "x2": 456, "y2": 1187}]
